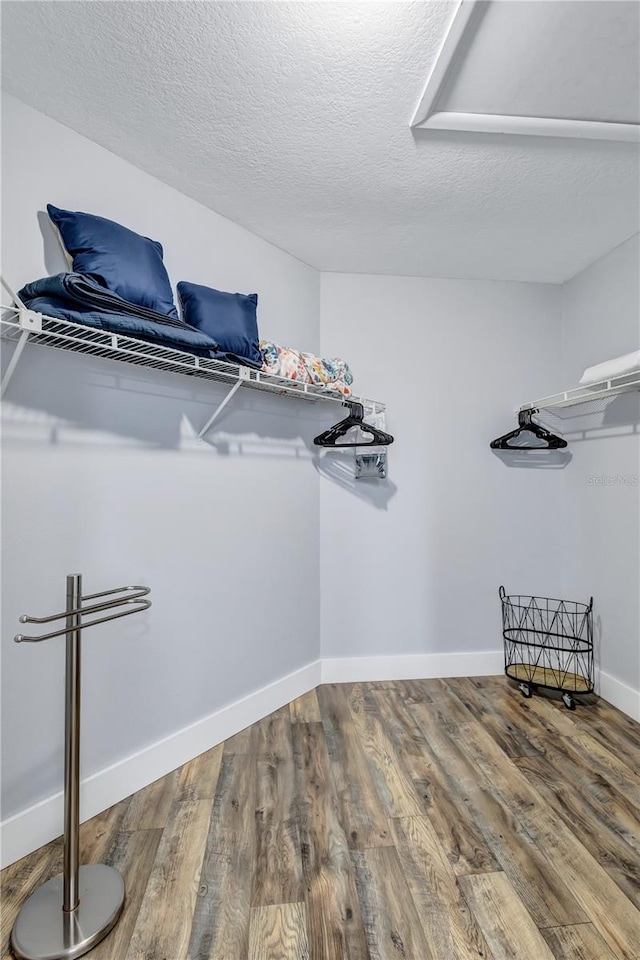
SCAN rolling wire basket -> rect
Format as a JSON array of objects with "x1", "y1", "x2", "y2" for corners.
[{"x1": 499, "y1": 586, "x2": 594, "y2": 710}]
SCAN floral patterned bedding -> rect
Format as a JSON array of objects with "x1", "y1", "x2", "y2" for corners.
[{"x1": 260, "y1": 340, "x2": 353, "y2": 397}]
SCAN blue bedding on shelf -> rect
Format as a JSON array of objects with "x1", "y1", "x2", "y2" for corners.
[
  {"x1": 18, "y1": 273, "x2": 219, "y2": 357},
  {"x1": 47, "y1": 204, "x2": 180, "y2": 320},
  {"x1": 177, "y1": 281, "x2": 263, "y2": 369}
]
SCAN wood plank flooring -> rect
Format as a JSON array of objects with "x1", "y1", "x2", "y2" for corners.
[{"x1": 2, "y1": 677, "x2": 639, "y2": 959}]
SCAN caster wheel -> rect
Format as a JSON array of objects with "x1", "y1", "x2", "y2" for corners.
[
  {"x1": 562, "y1": 692, "x2": 576, "y2": 711},
  {"x1": 519, "y1": 682, "x2": 533, "y2": 699}
]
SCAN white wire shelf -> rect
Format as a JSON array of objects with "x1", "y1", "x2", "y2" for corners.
[
  {"x1": 520, "y1": 371, "x2": 640, "y2": 420},
  {"x1": 1, "y1": 300, "x2": 385, "y2": 439}
]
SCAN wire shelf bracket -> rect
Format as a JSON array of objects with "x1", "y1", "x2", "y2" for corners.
[{"x1": 197, "y1": 372, "x2": 248, "y2": 441}]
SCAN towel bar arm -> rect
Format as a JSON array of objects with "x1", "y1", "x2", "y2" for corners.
[
  {"x1": 82, "y1": 584, "x2": 150, "y2": 602},
  {"x1": 15, "y1": 598, "x2": 151, "y2": 643},
  {"x1": 18, "y1": 586, "x2": 150, "y2": 624}
]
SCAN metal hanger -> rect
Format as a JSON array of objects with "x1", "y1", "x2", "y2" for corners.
[
  {"x1": 490, "y1": 408, "x2": 567, "y2": 450},
  {"x1": 314, "y1": 401, "x2": 394, "y2": 448}
]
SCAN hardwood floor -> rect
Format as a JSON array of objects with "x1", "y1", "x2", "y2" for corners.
[{"x1": 2, "y1": 677, "x2": 639, "y2": 959}]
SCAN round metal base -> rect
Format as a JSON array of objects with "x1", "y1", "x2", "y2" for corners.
[{"x1": 10, "y1": 864, "x2": 125, "y2": 960}]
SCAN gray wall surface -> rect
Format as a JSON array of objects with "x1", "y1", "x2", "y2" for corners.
[
  {"x1": 1, "y1": 95, "x2": 322, "y2": 819},
  {"x1": 319, "y1": 273, "x2": 566, "y2": 659}
]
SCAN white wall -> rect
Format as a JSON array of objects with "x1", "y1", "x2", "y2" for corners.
[
  {"x1": 561, "y1": 235, "x2": 640, "y2": 715},
  {"x1": 1, "y1": 94, "x2": 323, "y2": 823},
  {"x1": 320, "y1": 274, "x2": 565, "y2": 661}
]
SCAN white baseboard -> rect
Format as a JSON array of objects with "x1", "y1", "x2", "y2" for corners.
[
  {"x1": 0, "y1": 659, "x2": 322, "y2": 869},
  {"x1": 321, "y1": 649, "x2": 503, "y2": 684},
  {"x1": 599, "y1": 670, "x2": 640, "y2": 721}
]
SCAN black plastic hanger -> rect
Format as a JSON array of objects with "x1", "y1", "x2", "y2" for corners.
[
  {"x1": 490, "y1": 408, "x2": 567, "y2": 450},
  {"x1": 314, "y1": 401, "x2": 395, "y2": 448}
]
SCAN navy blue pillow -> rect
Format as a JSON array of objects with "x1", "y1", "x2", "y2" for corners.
[
  {"x1": 177, "y1": 281, "x2": 262, "y2": 368},
  {"x1": 47, "y1": 204, "x2": 178, "y2": 319}
]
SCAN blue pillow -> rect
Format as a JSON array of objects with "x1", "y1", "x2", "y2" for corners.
[
  {"x1": 47, "y1": 204, "x2": 178, "y2": 319},
  {"x1": 177, "y1": 281, "x2": 262, "y2": 368}
]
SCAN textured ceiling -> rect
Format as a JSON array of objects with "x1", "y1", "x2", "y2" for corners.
[{"x1": 2, "y1": 1, "x2": 639, "y2": 283}]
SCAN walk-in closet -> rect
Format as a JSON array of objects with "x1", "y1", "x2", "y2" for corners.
[{"x1": 1, "y1": 2, "x2": 639, "y2": 958}]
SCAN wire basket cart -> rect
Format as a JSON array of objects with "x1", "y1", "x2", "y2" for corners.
[{"x1": 499, "y1": 586, "x2": 594, "y2": 710}]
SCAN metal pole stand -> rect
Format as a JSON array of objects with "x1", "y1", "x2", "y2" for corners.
[{"x1": 10, "y1": 575, "x2": 151, "y2": 960}]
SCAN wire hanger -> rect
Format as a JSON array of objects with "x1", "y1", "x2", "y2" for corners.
[
  {"x1": 490, "y1": 408, "x2": 567, "y2": 450},
  {"x1": 314, "y1": 401, "x2": 395, "y2": 448}
]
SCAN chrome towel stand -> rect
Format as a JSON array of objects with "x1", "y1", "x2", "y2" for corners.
[{"x1": 10, "y1": 574, "x2": 151, "y2": 960}]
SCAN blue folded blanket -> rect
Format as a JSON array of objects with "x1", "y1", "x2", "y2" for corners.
[{"x1": 18, "y1": 273, "x2": 232, "y2": 360}]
